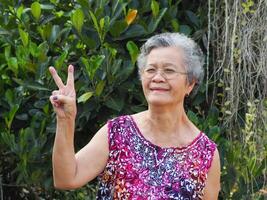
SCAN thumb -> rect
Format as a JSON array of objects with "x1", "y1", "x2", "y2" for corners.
[{"x1": 50, "y1": 94, "x2": 74, "y2": 105}]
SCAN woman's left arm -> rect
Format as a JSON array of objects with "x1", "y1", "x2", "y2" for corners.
[{"x1": 203, "y1": 148, "x2": 221, "y2": 200}]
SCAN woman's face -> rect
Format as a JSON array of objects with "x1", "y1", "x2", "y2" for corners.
[{"x1": 140, "y1": 47, "x2": 195, "y2": 107}]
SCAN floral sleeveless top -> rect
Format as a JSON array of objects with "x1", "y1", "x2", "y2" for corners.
[{"x1": 97, "y1": 115, "x2": 216, "y2": 200}]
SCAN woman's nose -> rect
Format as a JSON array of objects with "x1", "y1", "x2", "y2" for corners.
[{"x1": 151, "y1": 71, "x2": 166, "y2": 82}]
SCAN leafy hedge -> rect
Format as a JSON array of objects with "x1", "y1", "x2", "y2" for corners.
[{"x1": 0, "y1": 0, "x2": 265, "y2": 199}]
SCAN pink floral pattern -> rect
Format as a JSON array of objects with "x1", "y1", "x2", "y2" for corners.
[{"x1": 97, "y1": 115, "x2": 216, "y2": 199}]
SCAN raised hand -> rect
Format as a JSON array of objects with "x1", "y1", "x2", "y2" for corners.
[{"x1": 49, "y1": 65, "x2": 77, "y2": 120}]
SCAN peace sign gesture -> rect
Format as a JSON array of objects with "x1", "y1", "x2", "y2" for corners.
[{"x1": 49, "y1": 65, "x2": 77, "y2": 120}]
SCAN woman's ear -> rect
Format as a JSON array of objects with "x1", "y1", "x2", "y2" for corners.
[{"x1": 186, "y1": 79, "x2": 196, "y2": 95}]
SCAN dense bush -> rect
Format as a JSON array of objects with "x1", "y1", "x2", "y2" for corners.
[{"x1": 0, "y1": 0, "x2": 266, "y2": 199}]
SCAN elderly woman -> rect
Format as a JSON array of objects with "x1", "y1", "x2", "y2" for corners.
[{"x1": 49, "y1": 33, "x2": 220, "y2": 199}]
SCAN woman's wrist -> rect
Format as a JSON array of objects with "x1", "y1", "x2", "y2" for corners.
[{"x1": 56, "y1": 116, "x2": 76, "y2": 123}]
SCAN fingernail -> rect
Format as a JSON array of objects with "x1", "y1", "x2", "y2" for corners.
[
  {"x1": 53, "y1": 96, "x2": 58, "y2": 100},
  {"x1": 69, "y1": 65, "x2": 73, "y2": 72},
  {"x1": 49, "y1": 67, "x2": 54, "y2": 73}
]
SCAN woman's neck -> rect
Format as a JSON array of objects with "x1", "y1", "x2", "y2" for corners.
[{"x1": 145, "y1": 103, "x2": 190, "y2": 135}]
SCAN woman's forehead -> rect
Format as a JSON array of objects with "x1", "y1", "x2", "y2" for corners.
[{"x1": 146, "y1": 47, "x2": 185, "y2": 66}]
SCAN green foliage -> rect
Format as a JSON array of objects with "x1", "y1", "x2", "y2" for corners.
[
  {"x1": 0, "y1": 0, "x2": 265, "y2": 199},
  {"x1": 31, "y1": 2, "x2": 41, "y2": 21},
  {"x1": 219, "y1": 101, "x2": 266, "y2": 200},
  {"x1": 71, "y1": 8, "x2": 84, "y2": 34}
]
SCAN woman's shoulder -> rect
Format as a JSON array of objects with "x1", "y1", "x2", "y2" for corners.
[
  {"x1": 106, "y1": 112, "x2": 143, "y2": 130},
  {"x1": 200, "y1": 132, "x2": 217, "y2": 147},
  {"x1": 108, "y1": 111, "x2": 146, "y2": 123},
  {"x1": 195, "y1": 132, "x2": 217, "y2": 163},
  {"x1": 187, "y1": 120, "x2": 217, "y2": 148},
  {"x1": 130, "y1": 111, "x2": 147, "y2": 119}
]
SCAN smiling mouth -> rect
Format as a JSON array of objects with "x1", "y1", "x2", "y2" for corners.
[{"x1": 150, "y1": 88, "x2": 169, "y2": 92}]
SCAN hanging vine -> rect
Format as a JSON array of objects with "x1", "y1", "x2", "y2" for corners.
[{"x1": 208, "y1": 0, "x2": 267, "y2": 198}]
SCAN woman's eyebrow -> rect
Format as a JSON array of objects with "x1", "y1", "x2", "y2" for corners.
[
  {"x1": 163, "y1": 63, "x2": 177, "y2": 67},
  {"x1": 147, "y1": 63, "x2": 177, "y2": 67}
]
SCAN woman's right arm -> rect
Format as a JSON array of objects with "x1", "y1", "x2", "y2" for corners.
[
  {"x1": 49, "y1": 65, "x2": 109, "y2": 189},
  {"x1": 52, "y1": 119, "x2": 109, "y2": 189}
]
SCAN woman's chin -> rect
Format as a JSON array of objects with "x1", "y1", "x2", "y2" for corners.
[{"x1": 146, "y1": 97, "x2": 172, "y2": 106}]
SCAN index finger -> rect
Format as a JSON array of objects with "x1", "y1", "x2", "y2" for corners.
[
  {"x1": 66, "y1": 65, "x2": 75, "y2": 87},
  {"x1": 49, "y1": 66, "x2": 65, "y2": 89}
]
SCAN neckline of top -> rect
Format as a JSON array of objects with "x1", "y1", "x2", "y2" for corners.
[{"x1": 128, "y1": 114, "x2": 203, "y2": 151}]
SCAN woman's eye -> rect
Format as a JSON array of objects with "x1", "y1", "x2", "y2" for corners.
[
  {"x1": 164, "y1": 69, "x2": 176, "y2": 74},
  {"x1": 146, "y1": 68, "x2": 156, "y2": 73}
]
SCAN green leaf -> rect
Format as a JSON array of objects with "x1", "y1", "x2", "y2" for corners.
[
  {"x1": 187, "y1": 110, "x2": 199, "y2": 125},
  {"x1": 0, "y1": 28, "x2": 10, "y2": 36},
  {"x1": 151, "y1": 0, "x2": 159, "y2": 17},
  {"x1": 99, "y1": 16, "x2": 110, "y2": 42},
  {"x1": 7, "y1": 57, "x2": 18, "y2": 75},
  {"x1": 99, "y1": 17, "x2": 105, "y2": 30},
  {"x1": 185, "y1": 10, "x2": 200, "y2": 28},
  {"x1": 43, "y1": 23, "x2": 52, "y2": 40},
  {"x1": 18, "y1": 28, "x2": 29, "y2": 46},
  {"x1": 105, "y1": 96, "x2": 124, "y2": 112},
  {"x1": 77, "y1": 92, "x2": 94, "y2": 103},
  {"x1": 206, "y1": 107, "x2": 219, "y2": 126},
  {"x1": 34, "y1": 100, "x2": 47, "y2": 109},
  {"x1": 24, "y1": 83, "x2": 50, "y2": 91},
  {"x1": 80, "y1": 34, "x2": 98, "y2": 49},
  {"x1": 126, "y1": 41, "x2": 139, "y2": 64},
  {"x1": 208, "y1": 126, "x2": 221, "y2": 141},
  {"x1": 111, "y1": 59, "x2": 123, "y2": 76},
  {"x1": 110, "y1": 1, "x2": 127, "y2": 25},
  {"x1": 37, "y1": 42, "x2": 49, "y2": 61},
  {"x1": 192, "y1": 93, "x2": 205, "y2": 106},
  {"x1": 12, "y1": 78, "x2": 50, "y2": 91},
  {"x1": 95, "y1": 80, "x2": 105, "y2": 96},
  {"x1": 29, "y1": 42, "x2": 40, "y2": 58},
  {"x1": 171, "y1": 19, "x2": 179, "y2": 32},
  {"x1": 180, "y1": 25, "x2": 192, "y2": 35},
  {"x1": 4, "y1": 104, "x2": 19, "y2": 130},
  {"x1": 54, "y1": 51, "x2": 68, "y2": 70},
  {"x1": 89, "y1": 10, "x2": 100, "y2": 35},
  {"x1": 109, "y1": 20, "x2": 128, "y2": 37},
  {"x1": 16, "y1": 5, "x2": 24, "y2": 20},
  {"x1": 5, "y1": 89, "x2": 14, "y2": 104},
  {"x1": 253, "y1": 160, "x2": 266, "y2": 178},
  {"x1": 16, "y1": 113, "x2": 28, "y2": 121},
  {"x1": 4, "y1": 45, "x2": 11, "y2": 60},
  {"x1": 43, "y1": 104, "x2": 49, "y2": 115},
  {"x1": 40, "y1": 4, "x2": 55, "y2": 10},
  {"x1": 55, "y1": 10, "x2": 64, "y2": 18},
  {"x1": 116, "y1": 61, "x2": 134, "y2": 80},
  {"x1": 49, "y1": 25, "x2": 60, "y2": 44},
  {"x1": 71, "y1": 8, "x2": 84, "y2": 34},
  {"x1": 31, "y1": 2, "x2": 41, "y2": 21},
  {"x1": 82, "y1": 55, "x2": 105, "y2": 80},
  {"x1": 0, "y1": 132, "x2": 16, "y2": 148},
  {"x1": 31, "y1": 170, "x2": 42, "y2": 182},
  {"x1": 50, "y1": 0, "x2": 58, "y2": 4},
  {"x1": 119, "y1": 24, "x2": 146, "y2": 39},
  {"x1": 148, "y1": 8, "x2": 167, "y2": 33},
  {"x1": 76, "y1": 0, "x2": 89, "y2": 9}
]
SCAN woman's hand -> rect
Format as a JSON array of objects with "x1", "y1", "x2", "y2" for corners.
[{"x1": 49, "y1": 65, "x2": 77, "y2": 120}]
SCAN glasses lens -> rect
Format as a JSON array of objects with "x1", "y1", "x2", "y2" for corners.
[{"x1": 143, "y1": 68, "x2": 187, "y2": 79}]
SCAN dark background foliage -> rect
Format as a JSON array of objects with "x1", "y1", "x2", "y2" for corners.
[{"x1": 0, "y1": 0, "x2": 265, "y2": 199}]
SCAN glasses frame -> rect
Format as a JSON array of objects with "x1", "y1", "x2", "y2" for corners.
[{"x1": 141, "y1": 67, "x2": 189, "y2": 80}]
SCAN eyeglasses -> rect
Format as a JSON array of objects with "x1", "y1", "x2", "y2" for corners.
[{"x1": 142, "y1": 67, "x2": 188, "y2": 80}]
